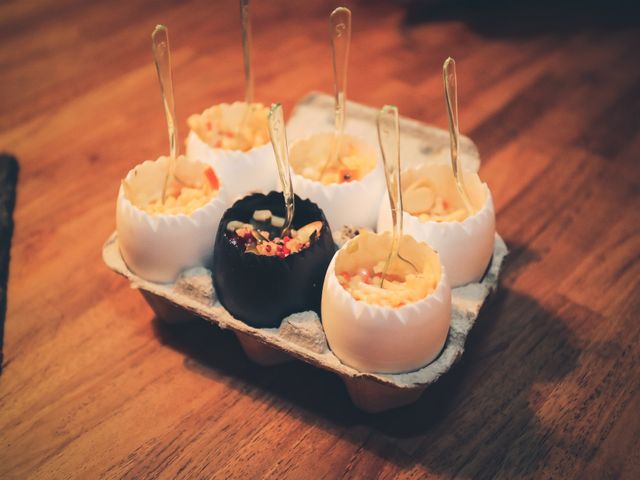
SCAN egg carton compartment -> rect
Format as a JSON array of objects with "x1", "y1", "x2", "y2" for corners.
[
  {"x1": 103, "y1": 232, "x2": 506, "y2": 412},
  {"x1": 104, "y1": 93, "x2": 504, "y2": 412}
]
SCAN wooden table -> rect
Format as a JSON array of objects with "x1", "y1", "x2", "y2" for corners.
[{"x1": 2, "y1": 1, "x2": 639, "y2": 478}]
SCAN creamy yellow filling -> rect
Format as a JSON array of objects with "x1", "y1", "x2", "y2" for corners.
[
  {"x1": 302, "y1": 151, "x2": 372, "y2": 185},
  {"x1": 403, "y1": 177, "x2": 468, "y2": 222},
  {"x1": 291, "y1": 136, "x2": 376, "y2": 185},
  {"x1": 335, "y1": 232, "x2": 440, "y2": 308},
  {"x1": 338, "y1": 259, "x2": 438, "y2": 308},
  {"x1": 140, "y1": 182, "x2": 217, "y2": 215},
  {"x1": 188, "y1": 103, "x2": 269, "y2": 152}
]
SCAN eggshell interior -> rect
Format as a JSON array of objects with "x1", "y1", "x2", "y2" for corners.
[
  {"x1": 288, "y1": 132, "x2": 386, "y2": 230},
  {"x1": 116, "y1": 155, "x2": 227, "y2": 283},
  {"x1": 186, "y1": 102, "x2": 278, "y2": 202},
  {"x1": 377, "y1": 164, "x2": 495, "y2": 287},
  {"x1": 322, "y1": 232, "x2": 452, "y2": 374}
]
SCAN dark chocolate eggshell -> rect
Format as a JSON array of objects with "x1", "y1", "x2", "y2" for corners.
[{"x1": 212, "y1": 192, "x2": 336, "y2": 328}]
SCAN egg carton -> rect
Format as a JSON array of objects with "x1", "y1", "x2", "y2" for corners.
[
  {"x1": 103, "y1": 233, "x2": 505, "y2": 412},
  {"x1": 103, "y1": 93, "x2": 506, "y2": 412}
]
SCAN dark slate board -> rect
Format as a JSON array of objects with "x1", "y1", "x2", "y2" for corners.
[{"x1": 0, "y1": 154, "x2": 18, "y2": 373}]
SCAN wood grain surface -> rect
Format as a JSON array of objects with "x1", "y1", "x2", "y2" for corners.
[{"x1": 1, "y1": 0, "x2": 639, "y2": 478}]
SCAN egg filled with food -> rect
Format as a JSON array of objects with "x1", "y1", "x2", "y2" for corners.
[
  {"x1": 212, "y1": 191, "x2": 336, "y2": 328},
  {"x1": 321, "y1": 231, "x2": 451, "y2": 374},
  {"x1": 377, "y1": 164, "x2": 495, "y2": 287},
  {"x1": 116, "y1": 155, "x2": 227, "y2": 283},
  {"x1": 186, "y1": 102, "x2": 278, "y2": 201},
  {"x1": 287, "y1": 132, "x2": 385, "y2": 229}
]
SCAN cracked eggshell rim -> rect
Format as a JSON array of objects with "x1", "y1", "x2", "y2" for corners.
[
  {"x1": 288, "y1": 132, "x2": 386, "y2": 230},
  {"x1": 321, "y1": 234, "x2": 452, "y2": 374},
  {"x1": 377, "y1": 165, "x2": 496, "y2": 287},
  {"x1": 116, "y1": 156, "x2": 228, "y2": 283},
  {"x1": 186, "y1": 130, "x2": 277, "y2": 203}
]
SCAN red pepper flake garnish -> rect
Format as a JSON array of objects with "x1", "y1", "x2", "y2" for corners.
[
  {"x1": 340, "y1": 169, "x2": 354, "y2": 182},
  {"x1": 166, "y1": 183, "x2": 182, "y2": 198},
  {"x1": 357, "y1": 267, "x2": 372, "y2": 284},
  {"x1": 443, "y1": 199, "x2": 449, "y2": 210},
  {"x1": 204, "y1": 167, "x2": 219, "y2": 190},
  {"x1": 206, "y1": 120, "x2": 213, "y2": 131}
]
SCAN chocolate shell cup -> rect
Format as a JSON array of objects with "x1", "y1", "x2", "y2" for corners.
[{"x1": 212, "y1": 191, "x2": 336, "y2": 328}]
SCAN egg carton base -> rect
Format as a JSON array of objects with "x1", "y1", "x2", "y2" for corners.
[
  {"x1": 103, "y1": 232, "x2": 507, "y2": 413},
  {"x1": 136, "y1": 286, "x2": 490, "y2": 412},
  {"x1": 134, "y1": 289, "x2": 449, "y2": 413},
  {"x1": 344, "y1": 377, "x2": 425, "y2": 413}
]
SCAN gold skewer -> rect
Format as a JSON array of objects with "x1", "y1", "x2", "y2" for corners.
[
  {"x1": 237, "y1": 0, "x2": 254, "y2": 141},
  {"x1": 268, "y1": 103, "x2": 295, "y2": 237},
  {"x1": 151, "y1": 24, "x2": 179, "y2": 204},
  {"x1": 377, "y1": 105, "x2": 417, "y2": 288},
  {"x1": 443, "y1": 57, "x2": 474, "y2": 214},
  {"x1": 319, "y1": 6, "x2": 351, "y2": 181},
  {"x1": 240, "y1": 0, "x2": 254, "y2": 104}
]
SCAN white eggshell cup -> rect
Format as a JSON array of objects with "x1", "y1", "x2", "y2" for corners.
[
  {"x1": 377, "y1": 164, "x2": 495, "y2": 287},
  {"x1": 186, "y1": 102, "x2": 278, "y2": 202},
  {"x1": 288, "y1": 132, "x2": 386, "y2": 230},
  {"x1": 321, "y1": 232, "x2": 452, "y2": 374},
  {"x1": 116, "y1": 156, "x2": 228, "y2": 283}
]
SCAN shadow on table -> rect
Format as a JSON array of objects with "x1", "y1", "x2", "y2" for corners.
[
  {"x1": 400, "y1": 0, "x2": 640, "y2": 37},
  {"x1": 150, "y1": 244, "x2": 587, "y2": 477}
]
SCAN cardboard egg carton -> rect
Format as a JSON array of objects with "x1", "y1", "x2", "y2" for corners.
[{"x1": 103, "y1": 93, "x2": 507, "y2": 412}]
